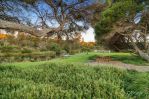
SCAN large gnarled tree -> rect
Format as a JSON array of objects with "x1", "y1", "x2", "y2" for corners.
[
  {"x1": 0, "y1": 0, "x2": 104, "y2": 39},
  {"x1": 95, "y1": 0, "x2": 149, "y2": 61}
]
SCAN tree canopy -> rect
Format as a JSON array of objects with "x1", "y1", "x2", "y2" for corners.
[
  {"x1": 0, "y1": 0, "x2": 104, "y2": 38},
  {"x1": 95, "y1": 0, "x2": 149, "y2": 61},
  {"x1": 95, "y1": 0, "x2": 143, "y2": 40}
]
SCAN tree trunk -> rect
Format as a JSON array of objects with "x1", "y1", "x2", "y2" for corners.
[
  {"x1": 129, "y1": 36, "x2": 149, "y2": 62},
  {"x1": 0, "y1": 19, "x2": 52, "y2": 37}
]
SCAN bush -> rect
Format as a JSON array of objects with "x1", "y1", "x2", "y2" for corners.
[
  {"x1": 0, "y1": 46, "x2": 19, "y2": 53},
  {"x1": 0, "y1": 51, "x2": 56, "y2": 62},
  {"x1": 21, "y1": 48, "x2": 32, "y2": 53},
  {"x1": 49, "y1": 43, "x2": 61, "y2": 55},
  {"x1": 81, "y1": 46, "x2": 91, "y2": 52},
  {"x1": 69, "y1": 50, "x2": 80, "y2": 55}
]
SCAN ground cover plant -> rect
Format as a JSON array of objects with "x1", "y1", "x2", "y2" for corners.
[
  {"x1": 2, "y1": 52, "x2": 148, "y2": 66},
  {"x1": 0, "y1": 51, "x2": 56, "y2": 62},
  {"x1": 87, "y1": 52, "x2": 149, "y2": 66},
  {"x1": 0, "y1": 62, "x2": 149, "y2": 99}
]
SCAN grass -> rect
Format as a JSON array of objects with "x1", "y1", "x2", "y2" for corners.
[
  {"x1": 97, "y1": 52, "x2": 149, "y2": 66},
  {"x1": 2, "y1": 52, "x2": 149, "y2": 66},
  {"x1": 0, "y1": 52, "x2": 149, "y2": 98},
  {"x1": 0, "y1": 62, "x2": 149, "y2": 98},
  {"x1": 55, "y1": 52, "x2": 149, "y2": 66},
  {"x1": 111, "y1": 54, "x2": 149, "y2": 66}
]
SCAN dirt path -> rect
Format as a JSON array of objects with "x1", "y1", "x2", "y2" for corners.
[{"x1": 88, "y1": 61, "x2": 149, "y2": 72}]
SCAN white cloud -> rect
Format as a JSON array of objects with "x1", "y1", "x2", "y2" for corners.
[{"x1": 81, "y1": 27, "x2": 95, "y2": 42}]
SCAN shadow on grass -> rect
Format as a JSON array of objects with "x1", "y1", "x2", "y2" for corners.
[{"x1": 88, "y1": 53, "x2": 149, "y2": 66}]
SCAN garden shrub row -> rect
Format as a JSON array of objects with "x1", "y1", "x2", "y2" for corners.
[{"x1": 0, "y1": 51, "x2": 56, "y2": 62}]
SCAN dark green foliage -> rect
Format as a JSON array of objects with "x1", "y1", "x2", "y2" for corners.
[
  {"x1": 95, "y1": 0, "x2": 143, "y2": 40},
  {"x1": 124, "y1": 71, "x2": 149, "y2": 99},
  {"x1": 49, "y1": 42, "x2": 61, "y2": 55}
]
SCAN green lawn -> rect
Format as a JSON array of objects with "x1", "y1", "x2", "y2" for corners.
[
  {"x1": 2, "y1": 52, "x2": 149, "y2": 67},
  {"x1": 55, "y1": 52, "x2": 149, "y2": 66},
  {"x1": 87, "y1": 52, "x2": 149, "y2": 66}
]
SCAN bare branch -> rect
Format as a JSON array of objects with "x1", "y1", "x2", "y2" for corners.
[{"x1": 0, "y1": 19, "x2": 52, "y2": 36}]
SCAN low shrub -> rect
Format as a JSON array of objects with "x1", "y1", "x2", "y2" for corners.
[
  {"x1": 0, "y1": 63, "x2": 148, "y2": 98},
  {"x1": 0, "y1": 46, "x2": 19, "y2": 53},
  {"x1": 69, "y1": 50, "x2": 80, "y2": 55},
  {"x1": 21, "y1": 48, "x2": 33, "y2": 53},
  {"x1": 81, "y1": 46, "x2": 92, "y2": 52},
  {"x1": 124, "y1": 72, "x2": 149, "y2": 99},
  {"x1": 49, "y1": 43, "x2": 61, "y2": 55},
  {"x1": 0, "y1": 51, "x2": 56, "y2": 62}
]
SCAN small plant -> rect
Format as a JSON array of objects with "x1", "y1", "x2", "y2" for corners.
[
  {"x1": 49, "y1": 43, "x2": 61, "y2": 55},
  {"x1": 0, "y1": 46, "x2": 19, "y2": 53},
  {"x1": 21, "y1": 48, "x2": 32, "y2": 53}
]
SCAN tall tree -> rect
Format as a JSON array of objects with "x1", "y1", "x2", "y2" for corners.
[
  {"x1": 0, "y1": 0, "x2": 103, "y2": 39},
  {"x1": 95, "y1": 0, "x2": 149, "y2": 61}
]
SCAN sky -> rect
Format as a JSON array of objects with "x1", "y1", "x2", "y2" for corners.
[
  {"x1": 81, "y1": 27, "x2": 95, "y2": 42},
  {"x1": 2, "y1": 0, "x2": 97, "y2": 42}
]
